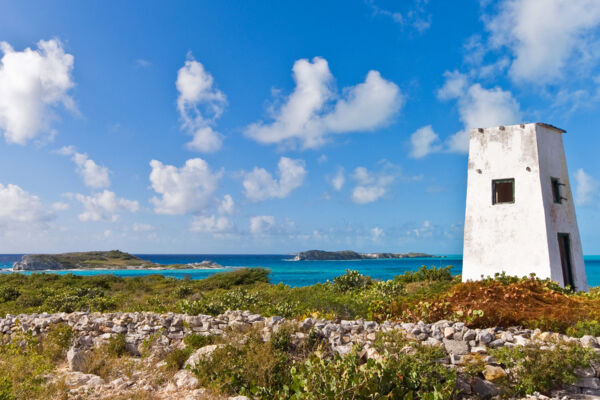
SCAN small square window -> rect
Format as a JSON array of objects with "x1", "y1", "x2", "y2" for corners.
[
  {"x1": 551, "y1": 178, "x2": 563, "y2": 204},
  {"x1": 492, "y1": 179, "x2": 514, "y2": 204}
]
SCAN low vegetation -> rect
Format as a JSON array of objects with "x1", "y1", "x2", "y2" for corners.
[
  {"x1": 1, "y1": 266, "x2": 600, "y2": 335},
  {"x1": 0, "y1": 267, "x2": 597, "y2": 398}
]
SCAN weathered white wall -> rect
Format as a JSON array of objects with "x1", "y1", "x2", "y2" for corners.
[
  {"x1": 462, "y1": 123, "x2": 587, "y2": 290},
  {"x1": 536, "y1": 124, "x2": 588, "y2": 290}
]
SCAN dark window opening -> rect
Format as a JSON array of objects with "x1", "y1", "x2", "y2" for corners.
[
  {"x1": 551, "y1": 178, "x2": 565, "y2": 203},
  {"x1": 558, "y1": 233, "x2": 575, "y2": 290},
  {"x1": 492, "y1": 179, "x2": 514, "y2": 204}
]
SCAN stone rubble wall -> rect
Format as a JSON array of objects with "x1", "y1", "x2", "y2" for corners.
[{"x1": 2, "y1": 310, "x2": 600, "y2": 398}]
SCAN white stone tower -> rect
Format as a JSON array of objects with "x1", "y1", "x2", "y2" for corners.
[{"x1": 462, "y1": 123, "x2": 588, "y2": 291}]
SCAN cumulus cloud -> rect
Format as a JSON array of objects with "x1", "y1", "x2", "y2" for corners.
[
  {"x1": 176, "y1": 55, "x2": 226, "y2": 152},
  {"x1": 371, "y1": 226, "x2": 384, "y2": 241},
  {"x1": 245, "y1": 57, "x2": 403, "y2": 149},
  {"x1": 0, "y1": 39, "x2": 75, "y2": 144},
  {"x1": 574, "y1": 168, "x2": 599, "y2": 206},
  {"x1": 0, "y1": 183, "x2": 52, "y2": 227},
  {"x1": 243, "y1": 157, "x2": 307, "y2": 201},
  {"x1": 76, "y1": 190, "x2": 139, "y2": 222},
  {"x1": 350, "y1": 164, "x2": 398, "y2": 204},
  {"x1": 218, "y1": 194, "x2": 234, "y2": 215},
  {"x1": 149, "y1": 158, "x2": 221, "y2": 215},
  {"x1": 52, "y1": 201, "x2": 69, "y2": 211},
  {"x1": 331, "y1": 167, "x2": 345, "y2": 191},
  {"x1": 438, "y1": 71, "x2": 522, "y2": 153},
  {"x1": 410, "y1": 220, "x2": 434, "y2": 237},
  {"x1": 485, "y1": 0, "x2": 600, "y2": 84},
  {"x1": 132, "y1": 223, "x2": 154, "y2": 232},
  {"x1": 58, "y1": 146, "x2": 110, "y2": 189},
  {"x1": 249, "y1": 215, "x2": 276, "y2": 235},
  {"x1": 409, "y1": 125, "x2": 441, "y2": 158},
  {"x1": 190, "y1": 215, "x2": 233, "y2": 233}
]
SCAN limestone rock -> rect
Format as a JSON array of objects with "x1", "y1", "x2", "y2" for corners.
[
  {"x1": 483, "y1": 365, "x2": 507, "y2": 382},
  {"x1": 64, "y1": 371, "x2": 105, "y2": 387},
  {"x1": 67, "y1": 346, "x2": 87, "y2": 372},
  {"x1": 184, "y1": 344, "x2": 224, "y2": 369},
  {"x1": 576, "y1": 377, "x2": 600, "y2": 389},
  {"x1": 173, "y1": 369, "x2": 198, "y2": 390},
  {"x1": 472, "y1": 377, "x2": 501, "y2": 398},
  {"x1": 443, "y1": 339, "x2": 469, "y2": 355},
  {"x1": 581, "y1": 335, "x2": 599, "y2": 348}
]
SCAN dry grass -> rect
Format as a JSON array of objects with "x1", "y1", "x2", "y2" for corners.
[{"x1": 398, "y1": 277, "x2": 600, "y2": 331}]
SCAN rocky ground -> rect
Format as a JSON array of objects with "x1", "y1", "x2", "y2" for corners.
[{"x1": 3, "y1": 310, "x2": 600, "y2": 399}]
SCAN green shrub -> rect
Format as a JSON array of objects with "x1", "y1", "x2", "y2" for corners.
[
  {"x1": 193, "y1": 330, "x2": 291, "y2": 396},
  {"x1": 165, "y1": 347, "x2": 193, "y2": 370},
  {"x1": 0, "y1": 377, "x2": 12, "y2": 400},
  {"x1": 197, "y1": 268, "x2": 270, "y2": 290},
  {"x1": 394, "y1": 265, "x2": 453, "y2": 284},
  {"x1": 0, "y1": 332, "x2": 55, "y2": 399},
  {"x1": 288, "y1": 344, "x2": 456, "y2": 399},
  {"x1": 0, "y1": 288, "x2": 20, "y2": 303},
  {"x1": 173, "y1": 286, "x2": 194, "y2": 299},
  {"x1": 331, "y1": 270, "x2": 372, "y2": 292},
  {"x1": 184, "y1": 334, "x2": 214, "y2": 350},
  {"x1": 178, "y1": 289, "x2": 264, "y2": 316},
  {"x1": 490, "y1": 341, "x2": 595, "y2": 395},
  {"x1": 566, "y1": 320, "x2": 600, "y2": 338},
  {"x1": 42, "y1": 324, "x2": 75, "y2": 361},
  {"x1": 106, "y1": 334, "x2": 128, "y2": 357}
]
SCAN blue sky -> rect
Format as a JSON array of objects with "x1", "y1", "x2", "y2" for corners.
[{"x1": 1, "y1": 0, "x2": 599, "y2": 254}]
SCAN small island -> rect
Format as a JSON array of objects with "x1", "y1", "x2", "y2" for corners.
[
  {"x1": 11, "y1": 250, "x2": 224, "y2": 271},
  {"x1": 292, "y1": 249, "x2": 437, "y2": 261}
]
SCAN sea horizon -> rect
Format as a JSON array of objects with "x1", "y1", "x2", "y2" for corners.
[{"x1": 2, "y1": 253, "x2": 600, "y2": 288}]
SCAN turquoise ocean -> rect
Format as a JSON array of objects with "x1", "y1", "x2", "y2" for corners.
[{"x1": 1, "y1": 254, "x2": 600, "y2": 287}]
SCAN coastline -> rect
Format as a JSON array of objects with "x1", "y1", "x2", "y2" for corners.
[{"x1": 3, "y1": 265, "x2": 235, "y2": 272}]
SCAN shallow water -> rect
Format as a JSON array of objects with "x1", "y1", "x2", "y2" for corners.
[{"x1": 1, "y1": 254, "x2": 599, "y2": 287}]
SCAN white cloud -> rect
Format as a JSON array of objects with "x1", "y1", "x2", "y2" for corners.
[
  {"x1": 132, "y1": 223, "x2": 154, "y2": 232},
  {"x1": 190, "y1": 215, "x2": 233, "y2": 233},
  {"x1": 0, "y1": 183, "x2": 52, "y2": 227},
  {"x1": 574, "y1": 168, "x2": 599, "y2": 206},
  {"x1": 411, "y1": 220, "x2": 433, "y2": 237},
  {"x1": 149, "y1": 158, "x2": 221, "y2": 215},
  {"x1": 136, "y1": 59, "x2": 151, "y2": 68},
  {"x1": 243, "y1": 157, "x2": 307, "y2": 201},
  {"x1": 52, "y1": 201, "x2": 69, "y2": 211},
  {"x1": 176, "y1": 55, "x2": 226, "y2": 152},
  {"x1": 249, "y1": 215, "x2": 276, "y2": 235},
  {"x1": 185, "y1": 126, "x2": 223, "y2": 153},
  {"x1": 371, "y1": 226, "x2": 384, "y2": 241},
  {"x1": 437, "y1": 70, "x2": 468, "y2": 100},
  {"x1": 218, "y1": 194, "x2": 234, "y2": 215},
  {"x1": 58, "y1": 146, "x2": 110, "y2": 189},
  {"x1": 486, "y1": 0, "x2": 600, "y2": 84},
  {"x1": 350, "y1": 164, "x2": 397, "y2": 204},
  {"x1": 331, "y1": 167, "x2": 345, "y2": 191},
  {"x1": 0, "y1": 39, "x2": 74, "y2": 144},
  {"x1": 367, "y1": 0, "x2": 432, "y2": 33},
  {"x1": 245, "y1": 57, "x2": 403, "y2": 149},
  {"x1": 438, "y1": 71, "x2": 522, "y2": 153},
  {"x1": 76, "y1": 190, "x2": 139, "y2": 222},
  {"x1": 409, "y1": 125, "x2": 441, "y2": 158}
]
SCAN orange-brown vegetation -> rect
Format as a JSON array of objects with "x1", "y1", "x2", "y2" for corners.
[{"x1": 395, "y1": 275, "x2": 600, "y2": 332}]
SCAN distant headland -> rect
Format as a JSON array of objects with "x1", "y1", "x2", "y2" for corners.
[
  {"x1": 292, "y1": 250, "x2": 438, "y2": 261},
  {"x1": 11, "y1": 250, "x2": 223, "y2": 271}
]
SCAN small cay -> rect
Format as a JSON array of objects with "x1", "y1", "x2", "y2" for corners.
[
  {"x1": 293, "y1": 249, "x2": 436, "y2": 261},
  {"x1": 11, "y1": 250, "x2": 223, "y2": 271}
]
